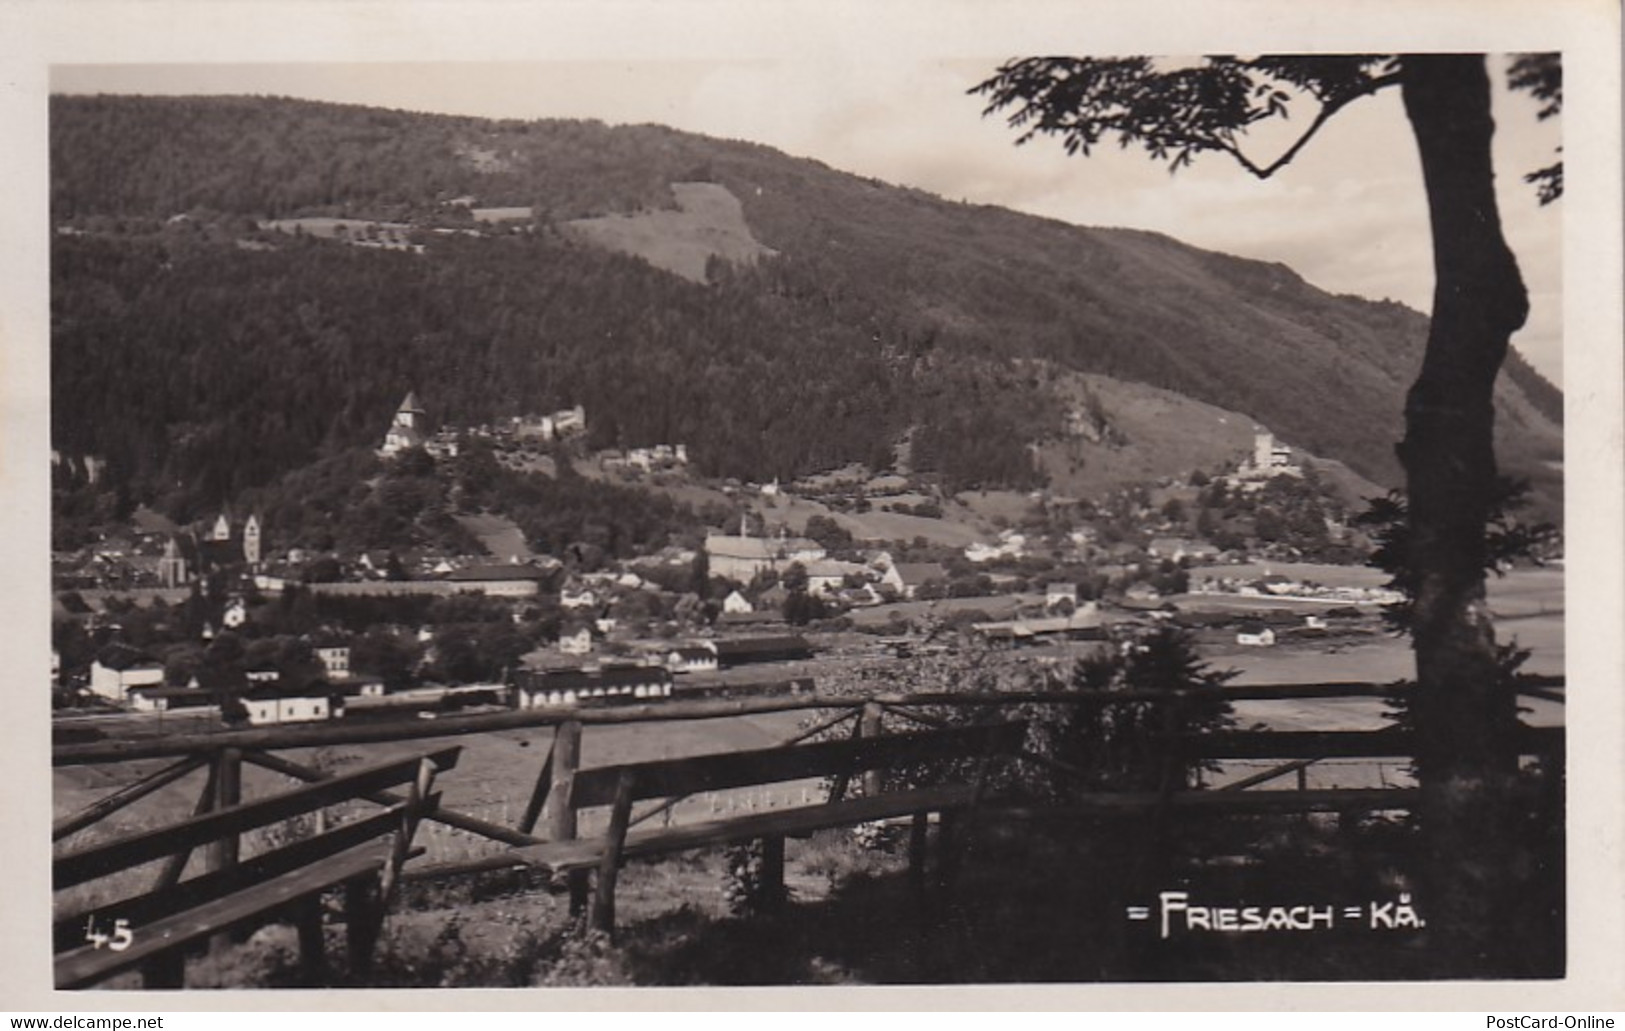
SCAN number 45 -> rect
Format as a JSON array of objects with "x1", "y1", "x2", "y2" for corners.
[{"x1": 84, "y1": 916, "x2": 133, "y2": 952}]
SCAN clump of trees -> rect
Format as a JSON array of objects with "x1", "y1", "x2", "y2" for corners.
[{"x1": 1022, "y1": 626, "x2": 1235, "y2": 797}]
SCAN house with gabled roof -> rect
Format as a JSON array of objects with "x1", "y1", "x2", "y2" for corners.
[
  {"x1": 881, "y1": 562, "x2": 948, "y2": 600},
  {"x1": 703, "y1": 525, "x2": 826, "y2": 583},
  {"x1": 1236, "y1": 622, "x2": 1277, "y2": 647},
  {"x1": 804, "y1": 558, "x2": 871, "y2": 596}
]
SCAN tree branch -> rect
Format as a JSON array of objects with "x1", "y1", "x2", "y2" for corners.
[{"x1": 1225, "y1": 70, "x2": 1403, "y2": 180}]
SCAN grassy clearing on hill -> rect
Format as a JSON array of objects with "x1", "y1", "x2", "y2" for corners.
[
  {"x1": 565, "y1": 182, "x2": 776, "y2": 284},
  {"x1": 454, "y1": 512, "x2": 534, "y2": 561}
]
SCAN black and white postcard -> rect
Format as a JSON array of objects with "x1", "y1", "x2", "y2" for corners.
[{"x1": 2, "y1": 0, "x2": 1621, "y2": 1012}]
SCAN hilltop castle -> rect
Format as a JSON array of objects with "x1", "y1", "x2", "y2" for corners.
[
  {"x1": 1240, "y1": 429, "x2": 1301, "y2": 480},
  {"x1": 378, "y1": 391, "x2": 427, "y2": 458},
  {"x1": 378, "y1": 391, "x2": 462, "y2": 460}
]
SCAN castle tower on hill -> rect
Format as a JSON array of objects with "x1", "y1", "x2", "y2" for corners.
[
  {"x1": 1248, "y1": 429, "x2": 1299, "y2": 478},
  {"x1": 395, "y1": 391, "x2": 423, "y2": 431},
  {"x1": 379, "y1": 392, "x2": 426, "y2": 457}
]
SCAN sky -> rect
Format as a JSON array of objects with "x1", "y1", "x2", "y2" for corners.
[{"x1": 51, "y1": 53, "x2": 1565, "y2": 386}]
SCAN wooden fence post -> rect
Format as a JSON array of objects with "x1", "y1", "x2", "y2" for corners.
[
  {"x1": 344, "y1": 877, "x2": 383, "y2": 981},
  {"x1": 590, "y1": 771, "x2": 635, "y2": 938},
  {"x1": 825, "y1": 709, "x2": 864, "y2": 803},
  {"x1": 209, "y1": 747, "x2": 243, "y2": 871},
  {"x1": 908, "y1": 812, "x2": 929, "y2": 894},
  {"x1": 151, "y1": 760, "x2": 218, "y2": 892},
  {"x1": 517, "y1": 741, "x2": 555, "y2": 835},
  {"x1": 547, "y1": 720, "x2": 588, "y2": 915},
  {"x1": 760, "y1": 835, "x2": 786, "y2": 915},
  {"x1": 296, "y1": 894, "x2": 327, "y2": 986},
  {"x1": 861, "y1": 702, "x2": 884, "y2": 798},
  {"x1": 935, "y1": 811, "x2": 959, "y2": 892},
  {"x1": 208, "y1": 747, "x2": 242, "y2": 952}
]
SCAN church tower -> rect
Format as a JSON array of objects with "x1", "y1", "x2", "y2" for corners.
[
  {"x1": 380, "y1": 391, "x2": 427, "y2": 457},
  {"x1": 393, "y1": 391, "x2": 423, "y2": 432},
  {"x1": 243, "y1": 514, "x2": 262, "y2": 567},
  {"x1": 158, "y1": 537, "x2": 189, "y2": 588}
]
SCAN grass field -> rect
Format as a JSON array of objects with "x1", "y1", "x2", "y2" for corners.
[
  {"x1": 846, "y1": 594, "x2": 1031, "y2": 627},
  {"x1": 455, "y1": 512, "x2": 534, "y2": 561},
  {"x1": 1190, "y1": 561, "x2": 1395, "y2": 589},
  {"x1": 52, "y1": 708, "x2": 819, "y2": 907},
  {"x1": 1199, "y1": 567, "x2": 1564, "y2": 792},
  {"x1": 565, "y1": 182, "x2": 775, "y2": 284}
]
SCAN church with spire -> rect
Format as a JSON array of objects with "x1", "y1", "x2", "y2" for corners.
[{"x1": 158, "y1": 512, "x2": 263, "y2": 587}]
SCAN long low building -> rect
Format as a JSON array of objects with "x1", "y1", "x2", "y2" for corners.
[
  {"x1": 127, "y1": 685, "x2": 221, "y2": 714},
  {"x1": 306, "y1": 568, "x2": 549, "y2": 598},
  {"x1": 511, "y1": 666, "x2": 674, "y2": 708},
  {"x1": 710, "y1": 635, "x2": 815, "y2": 667},
  {"x1": 242, "y1": 680, "x2": 345, "y2": 725}
]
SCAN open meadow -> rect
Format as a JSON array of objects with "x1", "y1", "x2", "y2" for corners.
[{"x1": 1199, "y1": 567, "x2": 1563, "y2": 790}]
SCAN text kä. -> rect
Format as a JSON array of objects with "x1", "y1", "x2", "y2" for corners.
[{"x1": 1126, "y1": 890, "x2": 1426, "y2": 939}]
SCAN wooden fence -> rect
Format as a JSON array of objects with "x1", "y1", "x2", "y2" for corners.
[{"x1": 53, "y1": 676, "x2": 1564, "y2": 919}]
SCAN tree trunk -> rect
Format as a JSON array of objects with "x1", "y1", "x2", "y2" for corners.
[{"x1": 1398, "y1": 54, "x2": 1531, "y2": 976}]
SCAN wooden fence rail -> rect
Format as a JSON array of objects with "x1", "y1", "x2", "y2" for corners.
[
  {"x1": 52, "y1": 675, "x2": 1563, "y2": 766},
  {"x1": 55, "y1": 678, "x2": 1565, "y2": 939}
]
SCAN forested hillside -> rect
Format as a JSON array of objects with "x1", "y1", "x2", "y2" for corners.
[{"x1": 50, "y1": 94, "x2": 1562, "y2": 524}]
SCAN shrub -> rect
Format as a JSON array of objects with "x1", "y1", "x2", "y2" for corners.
[
  {"x1": 1022, "y1": 626, "x2": 1236, "y2": 797},
  {"x1": 720, "y1": 839, "x2": 791, "y2": 916}
]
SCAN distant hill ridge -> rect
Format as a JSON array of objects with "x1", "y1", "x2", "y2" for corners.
[{"x1": 49, "y1": 93, "x2": 1561, "y2": 520}]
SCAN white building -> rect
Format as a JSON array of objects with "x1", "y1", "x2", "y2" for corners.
[
  {"x1": 559, "y1": 627, "x2": 594, "y2": 656},
  {"x1": 1237, "y1": 429, "x2": 1301, "y2": 481},
  {"x1": 316, "y1": 645, "x2": 351, "y2": 680},
  {"x1": 378, "y1": 391, "x2": 427, "y2": 457},
  {"x1": 666, "y1": 645, "x2": 720, "y2": 675},
  {"x1": 804, "y1": 559, "x2": 870, "y2": 596},
  {"x1": 513, "y1": 666, "x2": 672, "y2": 709},
  {"x1": 1236, "y1": 624, "x2": 1277, "y2": 647},
  {"x1": 244, "y1": 685, "x2": 335, "y2": 725},
  {"x1": 442, "y1": 563, "x2": 545, "y2": 598},
  {"x1": 703, "y1": 527, "x2": 826, "y2": 583},
  {"x1": 88, "y1": 649, "x2": 165, "y2": 703},
  {"x1": 1045, "y1": 582, "x2": 1080, "y2": 608}
]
